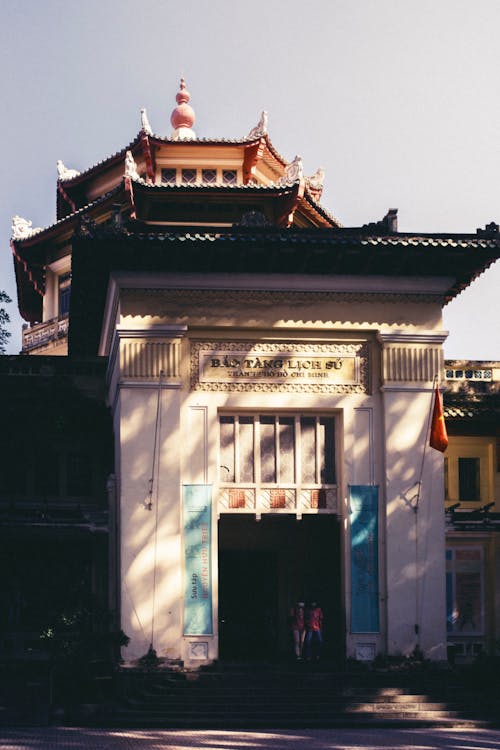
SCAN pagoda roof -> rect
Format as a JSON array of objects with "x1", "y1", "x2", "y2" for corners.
[
  {"x1": 64, "y1": 224, "x2": 500, "y2": 355},
  {"x1": 14, "y1": 217, "x2": 500, "y2": 326},
  {"x1": 55, "y1": 128, "x2": 294, "y2": 222},
  {"x1": 12, "y1": 172, "x2": 343, "y2": 321},
  {"x1": 57, "y1": 130, "x2": 289, "y2": 189}
]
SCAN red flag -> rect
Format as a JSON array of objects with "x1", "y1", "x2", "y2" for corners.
[{"x1": 429, "y1": 384, "x2": 448, "y2": 452}]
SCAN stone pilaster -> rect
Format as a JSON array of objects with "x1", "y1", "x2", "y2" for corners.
[
  {"x1": 107, "y1": 325, "x2": 188, "y2": 664},
  {"x1": 377, "y1": 330, "x2": 448, "y2": 660}
]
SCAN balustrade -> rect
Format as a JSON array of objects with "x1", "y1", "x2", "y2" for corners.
[{"x1": 22, "y1": 316, "x2": 69, "y2": 352}]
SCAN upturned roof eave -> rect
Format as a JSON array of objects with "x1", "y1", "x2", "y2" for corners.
[
  {"x1": 55, "y1": 129, "x2": 290, "y2": 193},
  {"x1": 12, "y1": 183, "x2": 126, "y2": 249}
]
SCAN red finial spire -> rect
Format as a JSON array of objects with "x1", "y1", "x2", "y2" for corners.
[{"x1": 170, "y1": 78, "x2": 196, "y2": 139}]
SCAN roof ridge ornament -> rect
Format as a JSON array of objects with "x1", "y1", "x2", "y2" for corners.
[
  {"x1": 140, "y1": 108, "x2": 153, "y2": 135},
  {"x1": 170, "y1": 78, "x2": 196, "y2": 140},
  {"x1": 57, "y1": 160, "x2": 80, "y2": 181},
  {"x1": 277, "y1": 155, "x2": 304, "y2": 187},
  {"x1": 285, "y1": 155, "x2": 304, "y2": 182},
  {"x1": 124, "y1": 150, "x2": 140, "y2": 180},
  {"x1": 246, "y1": 111, "x2": 268, "y2": 140},
  {"x1": 305, "y1": 166, "x2": 325, "y2": 201},
  {"x1": 11, "y1": 215, "x2": 43, "y2": 241},
  {"x1": 307, "y1": 167, "x2": 325, "y2": 190}
]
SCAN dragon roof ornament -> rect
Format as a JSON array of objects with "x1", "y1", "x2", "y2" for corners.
[
  {"x1": 57, "y1": 160, "x2": 80, "y2": 182},
  {"x1": 277, "y1": 155, "x2": 304, "y2": 187},
  {"x1": 140, "y1": 108, "x2": 153, "y2": 135},
  {"x1": 307, "y1": 167, "x2": 325, "y2": 190},
  {"x1": 11, "y1": 215, "x2": 43, "y2": 241},
  {"x1": 246, "y1": 111, "x2": 268, "y2": 140},
  {"x1": 124, "y1": 150, "x2": 140, "y2": 180}
]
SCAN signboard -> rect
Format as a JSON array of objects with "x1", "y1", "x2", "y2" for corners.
[
  {"x1": 350, "y1": 485, "x2": 380, "y2": 633},
  {"x1": 183, "y1": 484, "x2": 213, "y2": 635},
  {"x1": 199, "y1": 350, "x2": 358, "y2": 386}
]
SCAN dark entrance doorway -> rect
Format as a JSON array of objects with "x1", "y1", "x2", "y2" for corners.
[
  {"x1": 218, "y1": 548, "x2": 278, "y2": 660},
  {"x1": 218, "y1": 514, "x2": 341, "y2": 662}
]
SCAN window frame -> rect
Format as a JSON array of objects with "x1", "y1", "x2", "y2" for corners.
[{"x1": 218, "y1": 412, "x2": 338, "y2": 490}]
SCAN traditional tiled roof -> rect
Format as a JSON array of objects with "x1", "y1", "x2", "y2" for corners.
[
  {"x1": 56, "y1": 131, "x2": 288, "y2": 186},
  {"x1": 12, "y1": 184, "x2": 125, "y2": 246},
  {"x1": 443, "y1": 391, "x2": 500, "y2": 421},
  {"x1": 57, "y1": 135, "x2": 143, "y2": 186},
  {"x1": 66, "y1": 224, "x2": 500, "y2": 248},
  {"x1": 444, "y1": 403, "x2": 496, "y2": 419},
  {"x1": 66, "y1": 226, "x2": 500, "y2": 356},
  {"x1": 14, "y1": 176, "x2": 340, "y2": 248}
]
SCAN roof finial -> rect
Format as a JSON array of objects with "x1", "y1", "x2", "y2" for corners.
[
  {"x1": 247, "y1": 111, "x2": 268, "y2": 140},
  {"x1": 124, "y1": 150, "x2": 140, "y2": 180},
  {"x1": 140, "y1": 108, "x2": 153, "y2": 135},
  {"x1": 57, "y1": 159, "x2": 80, "y2": 181},
  {"x1": 170, "y1": 78, "x2": 196, "y2": 140}
]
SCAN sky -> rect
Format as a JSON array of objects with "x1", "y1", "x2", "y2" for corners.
[{"x1": 1, "y1": 0, "x2": 499, "y2": 358}]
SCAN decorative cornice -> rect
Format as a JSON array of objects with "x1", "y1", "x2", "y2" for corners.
[
  {"x1": 122, "y1": 287, "x2": 444, "y2": 308},
  {"x1": 377, "y1": 330, "x2": 448, "y2": 346}
]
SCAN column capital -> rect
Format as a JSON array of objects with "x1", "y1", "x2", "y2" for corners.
[{"x1": 377, "y1": 329, "x2": 448, "y2": 386}]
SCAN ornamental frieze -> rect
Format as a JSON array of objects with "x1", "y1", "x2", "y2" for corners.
[
  {"x1": 122, "y1": 288, "x2": 443, "y2": 316},
  {"x1": 190, "y1": 340, "x2": 369, "y2": 393}
]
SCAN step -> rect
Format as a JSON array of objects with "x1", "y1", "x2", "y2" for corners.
[{"x1": 92, "y1": 668, "x2": 500, "y2": 730}]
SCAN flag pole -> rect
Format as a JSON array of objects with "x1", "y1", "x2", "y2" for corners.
[
  {"x1": 415, "y1": 373, "x2": 439, "y2": 511},
  {"x1": 412, "y1": 373, "x2": 440, "y2": 652}
]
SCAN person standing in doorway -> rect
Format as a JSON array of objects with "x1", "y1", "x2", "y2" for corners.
[
  {"x1": 304, "y1": 601, "x2": 323, "y2": 661},
  {"x1": 289, "y1": 600, "x2": 306, "y2": 660}
]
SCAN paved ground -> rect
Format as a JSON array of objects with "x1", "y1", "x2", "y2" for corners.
[{"x1": 1, "y1": 727, "x2": 500, "y2": 750}]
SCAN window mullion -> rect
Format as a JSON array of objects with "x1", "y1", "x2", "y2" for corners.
[
  {"x1": 315, "y1": 416, "x2": 321, "y2": 485},
  {"x1": 254, "y1": 416, "x2": 261, "y2": 486},
  {"x1": 295, "y1": 416, "x2": 301, "y2": 491},
  {"x1": 234, "y1": 416, "x2": 240, "y2": 483},
  {"x1": 255, "y1": 417, "x2": 261, "y2": 515},
  {"x1": 275, "y1": 416, "x2": 280, "y2": 485}
]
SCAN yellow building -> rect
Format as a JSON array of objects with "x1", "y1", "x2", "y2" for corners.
[{"x1": 444, "y1": 362, "x2": 500, "y2": 660}]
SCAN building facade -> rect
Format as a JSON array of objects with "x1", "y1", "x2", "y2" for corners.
[
  {"x1": 443, "y1": 362, "x2": 500, "y2": 661},
  {"x1": 10, "y1": 81, "x2": 500, "y2": 667}
]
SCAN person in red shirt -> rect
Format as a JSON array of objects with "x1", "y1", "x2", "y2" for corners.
[
  {"x1": 304, "y1": 601, "x2": 323, "y2": 661},
  {"x1": 289, "y1": 601, "x2": 305, "y2": 659}
]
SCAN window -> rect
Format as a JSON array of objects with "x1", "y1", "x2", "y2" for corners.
[
  {"x1": 181, "y1": 169, "x2": 196, "y2": 184},
  {"x1": 444, "y1": 437, "x2": 493, "y2": 506},
  {"x1": 446, "y1": 547, "x2": 484, "y2": 634},
  {"x1": 219, "y1": 414, "x2": 336, "y2": 486},
  {"x1": 445, "y1": 368, "x2": 492, "y2": 381},
  {"x1": 458, "y1": 457, "x2": 480, "y2": 501},
  {"x1": 222, "y1": 169, "x2": 237, "y2": 185},
  {"x1": 58, "y1": 273, "x2": 71, "y2": 317},
  {"x1": 161, "y1": 168, "x2": 176, "y2": 184},
  {"x1": 202, "y1": 169, "x2": 217, "y2": 184}
]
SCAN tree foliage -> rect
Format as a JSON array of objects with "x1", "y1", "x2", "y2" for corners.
[{"x1": 0, "y1": 291, "x2": 11, "y2": 354}]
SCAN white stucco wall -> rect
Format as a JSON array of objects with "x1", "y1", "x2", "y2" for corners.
[{"x1": 103, "y1": 272, "x2": 450, "y2": 665}]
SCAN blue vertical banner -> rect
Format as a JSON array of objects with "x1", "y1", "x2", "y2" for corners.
[
  {"x1": 183, "y1": 484, "x2": 213, "y2": 635},
  {"x1": 350, "y1": 485, "x2": 380, "y2": 633}
]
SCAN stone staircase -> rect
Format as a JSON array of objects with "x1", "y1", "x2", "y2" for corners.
[{"x1": 75, "y1": 663, "x2": 500, "y2": 728}]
